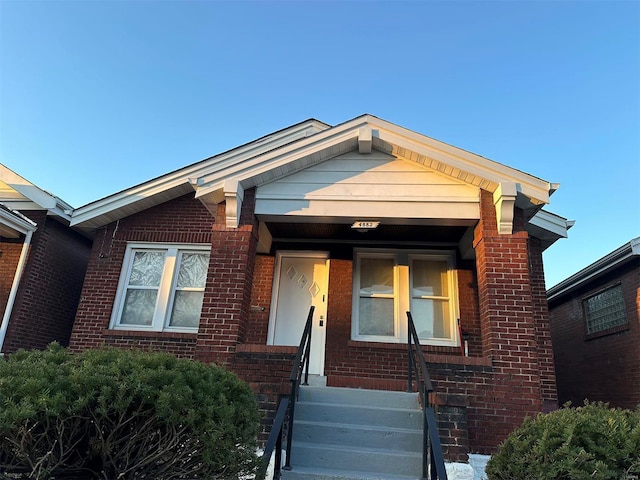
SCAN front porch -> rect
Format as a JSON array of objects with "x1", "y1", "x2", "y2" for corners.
[{"x1": 195, "y1": 185, "x2": 557, "y2": 461}]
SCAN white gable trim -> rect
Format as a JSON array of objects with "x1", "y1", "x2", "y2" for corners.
[
  {"x1": 0, "y1": 164, "x2": 72, "y2": 222},
  {"x1": 254, "y1": 150, "x2": 481, "y2": 225},
  {"x1": 527, "y1": 209, "x2": 574, "y2": 251},
  {"x1": 493, "y1": 182, "x2": 518, "y2": 234},
  {"x1": 0, "y1": 206, "x2": 37, "y2": 238},
  {"x1": 358, "y1": 126, "x2": 372, "y2": 154},
  {"x1": 365, "y1": 117, "x2": 553, "y2": 205},
  {"x1": 70, "y1": 119, "x2": 329, "y2": 231},
  {"x1": 192, "y1": 115, "x2": 556, "y2": 228},
  {"x1": 69, "y1": 114, "x2": 560, "y2": 237}
]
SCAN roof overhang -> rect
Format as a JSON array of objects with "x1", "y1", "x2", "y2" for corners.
[
  {"x1": 69, "y1": 114, "x2": 563, "y2": 244},
  {"x1": 0, "y1": 204, "x2": 37, "y2": 238},
  {"x1": 70, "y1": 119, "x2": 329, "y2": 234},
  {"x1": 547, "y1": 236, "x2": 640, "y2": 302},
  {"x1": 191, "y1": 115, "x2": 557, "y2": 229},
  {"x1": 0, "y1": 164, "x2": 72, "y2": 224},
  {"x1": 527, "y1": 209, "x2": 575, "y2": 251}
]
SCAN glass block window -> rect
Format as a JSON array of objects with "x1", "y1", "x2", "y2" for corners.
[
  {"x1": 583, "y1": 284, "x2": 627, "y2": 335},
  {"x1": 112, "y1": 244, "x2": 210, "y2": 332}
]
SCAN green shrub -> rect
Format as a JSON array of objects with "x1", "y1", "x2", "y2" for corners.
[
  {"x1": 0, "y1": 344, "x2": 260, "y2": 479},
  {"x1": 486, "y1": 402, "x2": 640, "y2": 480}
]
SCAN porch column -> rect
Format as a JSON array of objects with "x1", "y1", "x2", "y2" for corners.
[
  {"x1": 196, "y1": 188, "x2": 258, "y2": 367},
  {"x1": 472, "y1": 189, "x2": 547, "y2": 445},
  {"x1": 528, "y1": 236, "x2": 559, "y2": 411}
]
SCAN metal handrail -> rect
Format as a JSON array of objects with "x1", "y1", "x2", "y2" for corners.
[
  {"x1": 407, "y1": 311, "x2": 448, "y2": 480},
  {"x1": 257, "y1": 398, "x2": 288, "y2": 480},
  {"x1": 257, "y1": 306, "x2": 315, "y2": 480},
  {"x1": 285, "y1": 305, "x2": 314, "y2": 470}
]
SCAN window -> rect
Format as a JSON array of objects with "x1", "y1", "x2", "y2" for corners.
[
  {"x1": 583, "y1": 284, "x2": 627, "y2": 335},
  {"x1": 352, "y1": 250, "x2": 458, "y2": 346},
  {"x1": 111, "y1": 244, "x2": 210, "y2": 332}
]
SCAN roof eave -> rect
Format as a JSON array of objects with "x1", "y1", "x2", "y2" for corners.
[
  {"x1": 70, "y1": 119, "x2": 330, "y2": 232},
  {"x1": 0, "y1": 164, "x2": 73, "y2": 223},
  {"x1": 0, "y1": 204, "x2": 38, "y2": 237},
  {"x1": 547, "y1": 236, "x2": 640, "y2": 302}
]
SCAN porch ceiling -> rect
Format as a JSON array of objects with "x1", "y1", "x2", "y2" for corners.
[{"x1": 265, "y1": 221, "x2": 470, "y2": 245}]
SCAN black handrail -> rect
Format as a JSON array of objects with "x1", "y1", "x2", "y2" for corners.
[
  {"x1": 257, "y1": 398, "x2": 288, "y2": 480},
  {"x1": 407, "y1": 311, "x2": 448, "y2": 480},
  {"x1": 257, "y1": 306, "x2": 315, "y2": 480}
]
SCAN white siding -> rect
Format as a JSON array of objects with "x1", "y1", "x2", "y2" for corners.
[{"x1": 255, "y1": 150, "x2": 480, "y2": 221}]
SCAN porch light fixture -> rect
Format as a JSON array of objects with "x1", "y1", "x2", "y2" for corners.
[{"x1": 351, "y1": 221, "x2": 380, "y2": 233}]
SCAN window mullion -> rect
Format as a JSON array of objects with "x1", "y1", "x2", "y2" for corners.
[{"x1": 154, "y1": 249, "x2": 177, "y2": 331}]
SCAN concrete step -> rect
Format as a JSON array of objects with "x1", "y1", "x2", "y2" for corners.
[
  {"x1": 297, "y1": 386, "x2": 419, "y2": 409},
  {"x1": 290, "y1": 441, "x2": 422, "y2": 477},
  {"x1": 292, "y1": 420, "x2": 421, "y2": 452},
  {"x1": 286, "y1": 386, "x2": 425, "y2": 479},
  {"x1": 294, "y1": 401, "x2": 422, "y2": 430},
  {"x1": 280, "y1": 465, "x2": 420, "y2": 480}
]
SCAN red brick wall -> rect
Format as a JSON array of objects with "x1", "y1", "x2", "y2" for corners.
[
  {"x1": 3, "y1": 211, "x2": 91, "y2": 353},
  {"x1": 68, "y1": 186, "x2": 558, "y2": 458},
  {"x1": 549, "y1": 258, "x2": 640, "y2": 409},
  {"x1": 232, "y1": 345, "x2": 297, "y2": 439},
  {"x1": 323, "y1": 258, "x2": 484, "y2": 383},
  {"x1": 245, "y1": 254, "x2": 275, "y2": 344},
  {"x1": 195, "y1": 190, "x2": 259, "y2": 367},
  {"x1": 529, "y1": 236, "x2": 558, "y2": 411},
  {"x1": 0, "y1": 239, "x2": 23, "y2": 317},
  {"x1": 470, "y1": 190, "x2": 554, "y2": 450},
  {"x1": 70, "y1": 194, "x2": 214, "y2": 354}
]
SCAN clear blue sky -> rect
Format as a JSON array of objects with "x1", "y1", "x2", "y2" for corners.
[{"x1": 1, "y1": 0, "x2": 638, "y2": 288}]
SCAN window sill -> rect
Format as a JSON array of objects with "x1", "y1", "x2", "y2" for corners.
[
  {"x1": 103, "y1": 329, "x2": 198, "y2": 340},
  {"x1": 585, "y1": 323, "x2": 629, "y2": 341}
]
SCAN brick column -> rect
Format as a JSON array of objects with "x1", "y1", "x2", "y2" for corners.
[
  {"x1": 473, "y1": 190, "x2": 544, "y2": 447},
  {"x1": 196, "y1": 188, "x2": 258, "y2": 367},
  {"x1": 528, "y1": 236, "x2": 559, "y2": 412}
]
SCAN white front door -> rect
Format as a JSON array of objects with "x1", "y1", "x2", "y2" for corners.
[{"x1": 268, "y1": 252, "x2": 328, "y2": 375}]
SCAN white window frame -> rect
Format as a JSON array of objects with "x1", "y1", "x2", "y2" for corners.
[
  {"x1": 351, "y1": 248, "x2": 459, "y2": 346},
  {"x1": 110, "y1": 243, "x2": 211, "y2": 333}
]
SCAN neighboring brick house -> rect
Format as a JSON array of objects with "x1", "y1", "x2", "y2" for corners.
[
  {"x1": 0, "y1": 164, "x2": 92, "y2": 354},
  {"x1": 548, "y1": 237, "x2": 640, "y2": 410},
  {"x1": 68, "y1": 114, "x2": 572, "y2": 459}
]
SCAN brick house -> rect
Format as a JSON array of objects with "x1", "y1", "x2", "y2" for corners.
[
  {"x1": 0, "y1": 164, "x2": 91, "y2": 354},
  {"x1": 548, "y1": 237, "x2": 640, "y2": 410},
  {"x1": 68, "y1": 114, "x2": 572, "y2": 462}
]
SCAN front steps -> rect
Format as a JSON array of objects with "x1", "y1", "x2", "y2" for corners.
[{"x1": 281, "y1": 385, "x2": 424, "y2": 480}]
